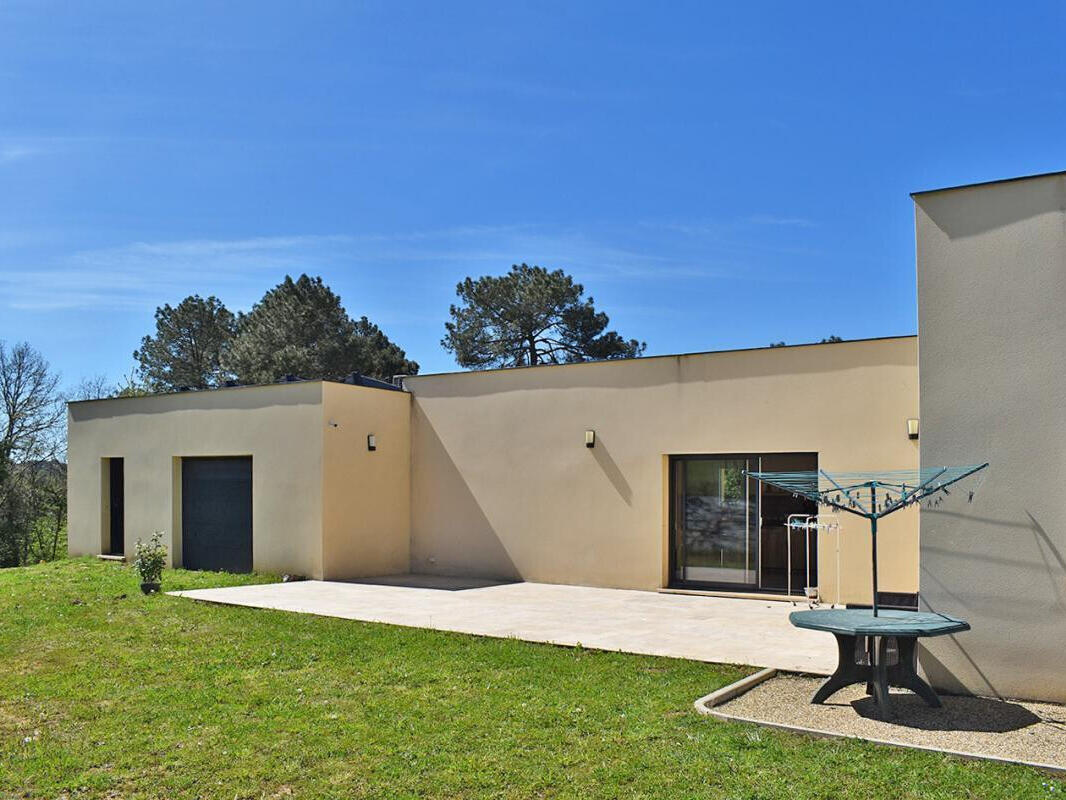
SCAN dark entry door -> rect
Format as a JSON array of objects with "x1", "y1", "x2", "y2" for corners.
[
  {"x1": 758, "y1": 453, "x2": 818, "y2": 592},
  {"x1": 181, "y1": 457, "x2": 252, "y2": 573},
  {"x1": 108, "y1": 458, "x2": 124, "y2": 555}
]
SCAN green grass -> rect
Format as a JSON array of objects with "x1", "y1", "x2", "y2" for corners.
[{"x1": 0, "y1": 559, "x2": 1056, "y2": 799}]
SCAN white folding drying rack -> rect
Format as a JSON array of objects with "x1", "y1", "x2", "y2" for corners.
[{"x1": 785, "y1": 513, "x2": 841, "y2": 607}]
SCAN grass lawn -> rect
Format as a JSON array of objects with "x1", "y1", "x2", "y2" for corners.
[{"x1": 0, "y1": 559, "x2": 1056, "y2": 799}]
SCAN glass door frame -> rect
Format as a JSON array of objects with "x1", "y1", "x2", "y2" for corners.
[
  {"x1": 668, "y1": 453, "x2": 762, "y2": 592},
  {"x1": 668, "y1": 451, "x2": 819, "y2": 593}
]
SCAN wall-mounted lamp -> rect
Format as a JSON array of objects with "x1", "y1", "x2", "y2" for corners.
[
  {"x1": 585, "y1": 429, "x2": 596, "y2": 448},
  {"x1": 367, "y1": 434, "x2": 377, "y2": 452},
  {"x1": 906, "y1": 418, "x2": 919, "y2": 440}
]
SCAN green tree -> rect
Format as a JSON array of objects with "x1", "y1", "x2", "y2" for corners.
[
  {"x1": 771, "y1": 336, "x2": 843, "y2": 348},
  {"x1": 133, "y1": 295, "x2": 236, "y2": 391},
  {"x1": 114, "y1": 370, "x2": 152, "y2": 398},
  {"x1": 224, "y1": 275, "x2": 418, "y2": 383},
  {"x1": 0, "y1": 342, "x2": 64, "y2": 567},
  {"x1": 442, "y1": 264, "x2": 645, "y2": 369},
  {"x1": 351, "y1": 316, "x2": 420, "y2": 382}
]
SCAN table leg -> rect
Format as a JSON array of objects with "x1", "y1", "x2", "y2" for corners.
[
  {"x1": 870, "y1": 636, "x2": 892, "y2": 716},
  {"x1": 888, "y1": 637, "x2": 941, "y2": 708},
  {"x1": 807, "y1": 631, "x2": 945, "y2": 712},
  {"x1": 812, "y1": 634, "x2": 865, "y2": 704}
]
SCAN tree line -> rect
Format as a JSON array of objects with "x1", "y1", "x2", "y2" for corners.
[
  {"x1": 132, "y1": 266, "x2": 644, "y2": 392},
  {"x1": 132, "y1": 274, "x2": 419, "y2": 393}
]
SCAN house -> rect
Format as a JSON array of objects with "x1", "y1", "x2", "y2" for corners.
[
  {"x1": 66, "y1": 169, "x2": 1066, "y2": 702},
  {"x1": 67, "y1": 336, "x2": 919, "y2": 606}
]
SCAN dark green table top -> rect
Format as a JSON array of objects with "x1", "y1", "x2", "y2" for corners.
[{"x1": 789, "y1": 609, "x2": 970, "y2": 637}]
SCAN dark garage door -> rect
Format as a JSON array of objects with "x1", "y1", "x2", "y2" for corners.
[{"x1": 181, "y1": 457, "x2": 252, "y2": 573}]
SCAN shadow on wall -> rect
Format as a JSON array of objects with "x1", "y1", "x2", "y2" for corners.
[
  {"x1": 1028, "y1": 511, "x2": 1066, "y2": 606},
  {"x1": 922, "y1": 508, "x2": 1066, "y2": 620},
  {"x1": 919, "y1": 507, "x2": 1066, "y2": 699},
  {"x1": 918, "y1": 640, "x2": 1003, "y2": 701},
  {"x1": 916, "y1": 173, "x2": 1066, "y2": 239},
  {"x1": 410, "y1": 405, "x2": 519, "y2": 581},
  {"x1": 591, "y1": 437, "x2": 632, "y2": 505}
]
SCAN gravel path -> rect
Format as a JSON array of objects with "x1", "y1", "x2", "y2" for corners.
[{"x1": 715, "y1": 673, "x2": 1066, "y2": 770}]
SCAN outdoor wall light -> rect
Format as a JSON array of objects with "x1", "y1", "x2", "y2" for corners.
[
  {"x1": 907, "y1": 418, "x2": 920, "y2": 440},
  {"x1": 367, "y1": 434, "x2": 377, "y2": 452},
  {"x1": 585, "y1": 429, "x2": 596, "y2": 448}
]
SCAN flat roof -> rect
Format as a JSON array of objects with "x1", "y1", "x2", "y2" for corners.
[
  {"x1": 409, "y1": 334, "x2": 917, "y2": 380},
  {"x1": 911, "y1": 168, "x2": 1066, "y2": 198},
  {"x1": 70, "y1": 335, "x2": 917, "y2": 402},
  {"x1": 66, "y1": 376, "x2": 403, "y2": 406}
]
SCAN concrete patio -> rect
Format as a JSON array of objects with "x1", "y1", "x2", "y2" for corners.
[{"x1": 174, "y1": 577, "x2": 836, "y2": 674}]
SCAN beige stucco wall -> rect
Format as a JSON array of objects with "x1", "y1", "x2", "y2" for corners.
[
  {"x1": 67, "y1": 382, "x2": 326, "y2": 578},
  {"x1": 320, "y1": 382, "x2": 411, "y2": 579},
  {"x1": 916, "y1": 172, "x2": 1066, "y2": 702},
  {"x1": 405, "y1": 337, "x2": 919, "y2": 599}
]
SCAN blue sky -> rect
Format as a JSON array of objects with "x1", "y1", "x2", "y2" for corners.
[{"x1": 2, "y1": 2, "x2": 1065, "y2": 386}]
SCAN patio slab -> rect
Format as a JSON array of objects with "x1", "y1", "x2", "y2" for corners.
[{"x1": 173, "y1": 577, "x2": 835, "y2": 674}]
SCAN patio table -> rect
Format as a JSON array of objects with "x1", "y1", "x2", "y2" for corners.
[{"x1": 789, "y1": 608, "x2": 970, "y2": 716}]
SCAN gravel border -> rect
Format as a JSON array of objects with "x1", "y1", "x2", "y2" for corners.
[{"x1": 697, "y1": 672, "x2": 1066, "y2": 774}]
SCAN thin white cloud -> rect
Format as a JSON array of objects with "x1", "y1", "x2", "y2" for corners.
[
  {"x1": 746, "y1": 214, "x2": 816, "y2": 227},
  {"x1": 3, "y1": 234, "x2": 355, "y2": 311},
  {"x1": 69, "y1": 234, "x2": 354, "y2": 268},
  {"x1": 0, "y1": 224, "x2": 733, "y2": 312},
  {"x1": 484, "y1": 231, "x2": 719, "y2": 281},
  {"x1": 0, "y1": 144, "x2": 40, "y2": 164}
]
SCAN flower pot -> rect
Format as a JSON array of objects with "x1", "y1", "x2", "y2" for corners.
[{"x1": 140, "y1": 581, "x2": 161, "y2": 595}]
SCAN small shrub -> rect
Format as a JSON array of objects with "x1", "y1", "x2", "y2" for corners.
[{"x1": 132, "y1": 531, "x2": 167, "y2": 588}]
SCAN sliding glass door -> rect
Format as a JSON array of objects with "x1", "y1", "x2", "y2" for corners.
[
  {"x1": 670, "y1": 452, "x2": 818, "y2": 592},
  {"x1": 671, "y1": 455, "x2": 760, "y2": 589}
]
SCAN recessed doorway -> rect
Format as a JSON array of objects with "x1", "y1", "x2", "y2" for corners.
[{"x1": 107, "y1": 458, "x2": 124, "y2": 556}]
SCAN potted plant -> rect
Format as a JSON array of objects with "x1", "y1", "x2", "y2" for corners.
[{"x1": 133, "y1": 531, "x2": 167, "y2": 594}]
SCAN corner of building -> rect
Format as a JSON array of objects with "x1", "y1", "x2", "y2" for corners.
[{"x1": 319, "y1": 381, "x2": 412, "y2": 580}]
